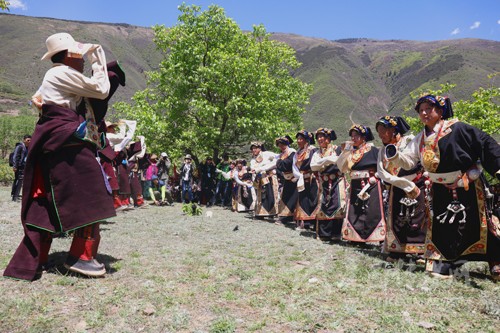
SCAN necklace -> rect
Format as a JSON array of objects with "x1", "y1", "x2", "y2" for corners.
[
  {"x1": 296, "y1": 145, "x2": 309, "y2": 164},
  {"x1": 280, "y1": 148, "x2": 290, "y2": 160},
  {"x1": 420, "y1": 120, "x2": 444, "y2": 172},
  {"x1": 350, "y1": 143, "x2": 368, "y2": 164},
  {"x1": 320, "y1": 144, "x2": 335, "y2": 158}
]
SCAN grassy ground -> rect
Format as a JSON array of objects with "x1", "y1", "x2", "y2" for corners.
[{"x1": 0, "y1": 186, "x2": 499, "y2": 333}]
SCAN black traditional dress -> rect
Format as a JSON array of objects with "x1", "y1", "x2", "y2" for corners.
[
  {"x1": 251, "y1": 151, "x2": 279, "y2": 217},
  {"x1": 377, "y1": 135, "x2": 428, "y2": 255},
  {"x1": 276, "y1": 147, "x2": 298, "y2": 219},
  {"x1": 311, "y1": 144, "x2": 346, "y2": 239},
  {"x1": 389, "y1": 119, "x2": 500, "y2": 268},
  {"x1": 232, "y1": 167, "x2": 255, "y2": 212},
  {"x1": 338, "y1": 143, "x2": 386, "y2": 242},
  {"x1": 293, "y1": 145, "x2": 320, "y2": 222}
]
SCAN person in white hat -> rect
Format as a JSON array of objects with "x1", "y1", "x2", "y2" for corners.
[
  {"x1": 31, "y1": 32, "x2": 110, "y2": 111},
  {"x1": 3, "y1": 33, "x2": 119, "y2": 281}
]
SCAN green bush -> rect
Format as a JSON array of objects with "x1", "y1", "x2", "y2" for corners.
[{"x1": 0, "y1": 160, "x2": 14, "y2": 185}]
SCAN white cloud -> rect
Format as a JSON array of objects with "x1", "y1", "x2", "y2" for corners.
[
  {"x1": 497, "y1": 19, "x2": 500, "y2": 25},
  {"x1": 9, "y1": 0, "x2": 27, "y2": 10},
  {"x1": 450, "y1": 28, "x2": 460, "y2": 35},
  {"x1": 470, "y1": 21, "x2": 480, "y2": 29}
]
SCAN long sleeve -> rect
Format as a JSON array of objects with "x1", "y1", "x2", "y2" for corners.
[
  {"x1": 376, "y1": 148, "x2": 416, "y2": 193},
  {"x1": 233, "y1": 170, "x2": 252, "y2": 187},
  {"x1": 13, "y1": 144, "x2": 24, "y2": 169},
  {"x1": 259, "y1": 151, "x2": 277, "y2": 172},
  {"x1": 386, "y1": 133, "x2": 422, "y2": 171},
  {"x1": 40, "y1": 45, "x2": 110, "y2": 110},
  {"x1": 474, "y1": 127, "x2": 500, "y2": 179},
  {"x1": 292, "y1": 153, "x2": 301, "y2": 179},
  {"x1": 310, "y1": 149, "x2": 339, "y2": 172},
  {"x1": 336, "y1": 149, "x2": 351, "y2": 173}
]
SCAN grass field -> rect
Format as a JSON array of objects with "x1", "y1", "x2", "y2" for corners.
[{"x1": 0, "y1": 186, "x2": 499, "y2": 332}]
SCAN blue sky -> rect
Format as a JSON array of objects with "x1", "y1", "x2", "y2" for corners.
[{"x1": 5, "y1": 0, "x2": 500, "y2": 41}]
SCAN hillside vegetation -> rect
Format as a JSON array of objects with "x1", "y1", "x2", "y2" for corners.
[{"x1": 1, "y1": 13, "x2": 499, "y2": 140}]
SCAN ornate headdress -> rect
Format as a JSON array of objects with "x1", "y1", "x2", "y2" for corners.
[
  {"x1": 235, "y1": 158, "x2": 246, "y2": 166},
  {"x1": 375, "y1": 116, "x2": 411, "y2": 135},
  {"x1": 295, "y1": 130, "x2": 315, "y2": 145},
  {"x1": 349, "y1": 124, "x2": 374, "y2": 142},
  {"x1": 315, "y1": 127, "x2": 337, "y2": 141},
  {"x1": 415, "y1": 94, "x2": 453, "y2": 119},
  {"x1": 275, "y1": 135, "x2": 293, "y2": 146},
  {"x1": 250, "y1": 141, "x2": 265, "y2": 151}
]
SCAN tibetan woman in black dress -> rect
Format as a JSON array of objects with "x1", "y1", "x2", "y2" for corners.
[
  {"x1": 385, "y1": 95, "x2": 500, "y2": 279},
  {"x1": 337, "y1": 125, "x2": 386, "y2": 243},
  {"x1": 376, "y1": 116, "x2": 428, "y2": 263},
  {"x1": 275, "y1": 136, "x2": 298, "y2": 223},
  {"x1": 310, "y1": 128, "x2": 346, "y2": 241},
  {"x1": 293, "y1": 130, "x2": 320, "y2": 229}
]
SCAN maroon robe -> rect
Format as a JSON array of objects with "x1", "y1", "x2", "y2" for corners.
[{"x1": 3, "y1": 63, "x2": 123, "y2": 280}]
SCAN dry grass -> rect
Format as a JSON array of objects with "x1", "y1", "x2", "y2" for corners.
[{"x1": 0, "y1": 186, "x2": 499, "y2": 332}]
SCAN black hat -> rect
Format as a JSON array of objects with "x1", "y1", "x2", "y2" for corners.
[
  {"x1": 375, "y1": 116, "x2": 411, "y2": 135},
  {"x1": 415, "y1": 94, "x2": 453, "y2": 119},
  {"x1": 315, "y1": 127, "x2": 337, "y2": 141},
  {"x1": 250, "y1": 141, "x2": 265, "y2": 151},
  {"x1": 349, "y1": 124, "x2": 374, "y2": 142},
  {"x1": 275, "y1": 135, "x2": 293, "y2": 146},
  {"x1": 296, "y1": 130, "x2": 315, "y2": 145},
  {"x1": 235, "y1": 158, "x2": 247, "y2": 166}
]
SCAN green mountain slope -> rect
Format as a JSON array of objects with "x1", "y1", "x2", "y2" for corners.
[{"x1": 1, "y1": 14, "x2": 498, "y2": 141}]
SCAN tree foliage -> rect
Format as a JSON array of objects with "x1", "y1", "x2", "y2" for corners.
[
  {"x1": 115, "y1": 4, "x2": 311, "y2": 162},
  {"x1": 0, "y1": 114, "x2": 37, "y2": 185},
  {"x1": 0, "y1": 1, "x2": 9, "y2": 11},
  {"x1": 0, "y1": 115, "x2": 37, "y2": 159}
]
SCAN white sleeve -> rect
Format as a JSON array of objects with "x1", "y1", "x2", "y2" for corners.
[
  {"x1": 336, "y1": 149, "x2": 351, "y2": 173},
  {"x1": 52, "y1": 46, "x2": 110, "y2": 99},
  {"x1": 311, "y1": 150, "x2": 339, "y2": 171},
  {"x1": 259, "y1": 151, "x2": 277, "y2": 172},
  {"x1": 376, "y1": 149, "x2": 416, "y2": 193},
  {"x1": 292, "y1": 153, "x2": 301, "y2": 179},
  {"x1": 310, "y1": 151, "x2": 322, "y2": 172},
  {"x1": 233, "y1": 171, "x2": 252, "y2": 187},
  {"x1": 387, "y1": 133, "x2": 421, "y2": 171},
  {"x1": 249, "y1": 158, "x2": 257, "y2": 172}
]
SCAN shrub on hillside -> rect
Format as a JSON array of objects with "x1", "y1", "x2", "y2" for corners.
[{"x1": 0, "y1": 160, "x2": 14, "y2": 185}]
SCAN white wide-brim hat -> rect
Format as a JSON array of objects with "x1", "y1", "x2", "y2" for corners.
[{"x1": 41, "y1": 32, "x2": 94, "y2": 61}]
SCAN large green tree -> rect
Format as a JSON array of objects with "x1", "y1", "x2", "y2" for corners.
[
  {"x1": 115, "y1": 4, "x2": 311, "y2": 161},
  {"x1": 0, "y1": 1, "x2": 9, "y2": 11}
]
